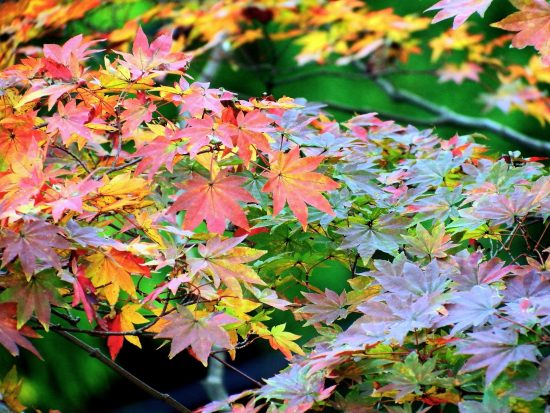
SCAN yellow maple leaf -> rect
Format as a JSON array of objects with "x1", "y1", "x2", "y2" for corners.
[
  {"x1": 120, "y1": 303, "x2": 149, "y2": 348},
  {"x1": 86, "y1": 249, "x2": 150, "y2": 305}
]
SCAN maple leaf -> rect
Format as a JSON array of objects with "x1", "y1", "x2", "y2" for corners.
[
  {"x1": 0, "y1": 366, "x2": 26, "y2": 413},
  {"x1": 133, "y1": 128, "x2": 187, "y2": 178},
  {"x1": 182, "y1": 115, "x2": 234, "y2": 157},
  {"x1": 187, "y1": 235, "x2": 266, "y2": 293},
  {"x1": 427, "y1": 0, "x2": 494, "y2": 29},
  {"x1": 492, "y1": 0, "x2": 550, "y2": 65},
  {"x1": 357, "y1": 295, "x2": 441, "y2": 344},
  {"x1": 173, "y1": 79, "x2": 225, "y2": 117},
  {"x1": 451, "y1": 251, "x2": 516, "y2": 290},
  {"x1": 43, "y1": 34, "x2": 100, "y2": 79},
  {"x1": 402, "y1": 223, "x2": 456, "y2": 259},
  {"x1": 262, "y1": 146, "x2": 339, "y2": 229},
  {"x1": 155, "y1": 306, "x2": 237, "y2": 365},
  {"x1": 88, "y1": 172, "x2": 150, "y2": 213},
  {"x1": 0, "y1": 303, "x2": 41, "y2": 359},
  {"x1": 106, "y1": 303, "x2": 148, "y2": 359},
  {"x1": 0, "y1": 219, "x2": 71, "y2": 275},
  {"x1": 229, "y1": 110, "x2": 274, "y2": 166},
  {"x1": 71, "y1": 266, "x2": 99, "y2": 325},
  {"x1": 257, "y1": 324, "x2": 305, "y2": 360},
  {"x1": 375, "y1": 352, "x2": 444, "y2": 401},
  {"x1": 106, "y1": 313, "x2": 123, "y2": 360},
  {"x1": 296, "y1": 289, "x2": 348, "y2": 326},
  {"x1": 475, "y1": 190, "x2": 535, "y2": 226},
  {"x1": 437, "y1": 62, "x2": 483, "y2": 84},
  {"x1": 458, "y1": 328, "x2": 539, "y2": 383},
  {"x1": 371, "y1": 260, "x2": 450, "y2": 302},
  {"x1": 86, "y1": 248, "x2": 150, "y2": 305},
  {"x1": 437, "y1": 285, "x2": 502, "y2": 334},
  {"x1": 116, "y1": 26, "x2": 190, "y2": 78},
  {"x1": 168, "y1": 171, "x2": 257, "y2": 234},
  {"x1": 46, "y1": 100, "x2": 92, "y2": 146},
  {"x1": 258, "y1": 364, "x2": 334, "y2": 413},
  {"x1": 120, "y1": 95, "x2": 157, "y2": 138},
  {"x1": 337, "y1": 213, "x2": 409, "y2": 261},
  {"x1": 512, "y1": 356, "x2": 550, "y2": 400},
  {"x1": 47, "y1": 179, "x2": 101, "y2": 222},
  {"x1": 64, "y1": 220, "x2": 121, "y2": 249},
  {"x1": 0, "y1": 270, "x2": 65, "y2": 330}
]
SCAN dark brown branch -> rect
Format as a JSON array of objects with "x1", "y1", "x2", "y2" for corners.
[
  {"x1": 53, "y1": 145, "x2": 91, "y2": 174},
  {"x1": 56, "y1": 330, "x2": 192, "y2": 413}
]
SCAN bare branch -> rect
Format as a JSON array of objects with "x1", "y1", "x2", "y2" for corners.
[
  {"x1": 210, "y1": 353, "x2": 262, "y2": 388},
  {"x1": 55, "y1": 330, "x2": 192, "y2": 413},
  {"x1": 271, "y1": 68, "x2": 550, "y2": 154},
  {"x1": 373, "y1": 77, "x2": 550, "y2": 154}
]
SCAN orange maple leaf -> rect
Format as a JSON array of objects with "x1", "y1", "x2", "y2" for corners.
[
  {"x1": 168, "y1": 170, "x2": 256, "y2": 234},
  {"x1": 86, "y1": 249, "x2": 150, "y2": 305},
  {"x1": 262, "y1": 146, "x2": 339, "y2": 229},
  {"x1": 492, "y1": 0, "x2": 550, "y2": 65}
]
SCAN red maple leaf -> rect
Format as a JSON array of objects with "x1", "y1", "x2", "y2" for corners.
[
  {"x1": 168, "y1": 171, "x2": 257, "y2": 234},
  {"x1": 0, "y1": 303, "x2": 41, "y2": 359},
  {"x1": 262, "y1": 146, "x2": 339, "y2": 228},
  {"x1": 182, "y1": 115, "x2": 234, "y2": 157}
]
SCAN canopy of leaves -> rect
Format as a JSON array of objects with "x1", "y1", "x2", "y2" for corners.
[{"x1": 0, "y1": 1, "x2": 548, "y2": 413}]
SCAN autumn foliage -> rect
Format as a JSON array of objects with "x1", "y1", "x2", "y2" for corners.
[{"x1": 0, "y1": 0, "x2": 549, "y2": 412}]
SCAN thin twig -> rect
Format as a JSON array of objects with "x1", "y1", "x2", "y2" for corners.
[
  {"x1": 55, "y1": 330, "x2": 192, "y2": 413},
  {"x1": 53, "y1": 145, "x2": 91, "y2": 174},
  {"x1": 209, "y1": 353, "x2": 262, "y2": 388}
]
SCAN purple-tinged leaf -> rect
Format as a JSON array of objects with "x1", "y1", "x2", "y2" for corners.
[
  {"x1": 513, "y1": 356, "x2": 550, "y2": 400},
  {"x1": 459, "y1": 400, "x2": 511, "y2": 413},
  {"x1": 458, "y1": 328, "x2": 539, "y2": 384},
  {"x1": 65, "y1": 220, "x2": 121, "y2": 248},
  {"x1": 337, "y1": 214, "x2": 409, "y2": 260},
  {"x1": 155, "y1": 306, "x2": 237, "y2": 365},
  {"x1": 0, "y1": 219, "x2": 71, "y2": 275},
  {"x1": 358, "y1": 295, "x2": 441, "y2": 344},
  {"x1": 437, "y1": 285, "x2": 501, "y2": 334},
  {"x1": 475, "y1": 190, "x2": 535, "y2": 226},
  {"x1": 371, "y1": 260, "x2": 450, "y2": 302},
  {"x1": 451, "y1": 251, "x2": 516, "y2": 290},
  {"x1": 296, "y1": 289, "x2": 348, "y2": 326},
  {"x1": 504, "y1": 270, "x2": 550, "y2": 303},
  {"x1": 257, "y1": 364, "x2": 335, "y2": 413}
]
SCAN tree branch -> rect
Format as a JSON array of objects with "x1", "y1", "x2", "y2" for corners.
[
  {"x1": 202, "y1": 346, "x2": 229, "y2": 402},
  {"x1": 55, "y1": 330, "x2": 192, "y2": 413},
  {"x1": 271, "y1": 68, "x2": 550, "y2": 154},
  {"x1": 373, "y1": 77, "x2": 550, "y2": 154},
  {"x1": 210, "y1": 353, "x2": 262, "y2": 388}
]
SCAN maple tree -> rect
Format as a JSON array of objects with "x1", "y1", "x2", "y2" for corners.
[{"x1": 0, "y1": 1, "x2": 549, "y2": 413}]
